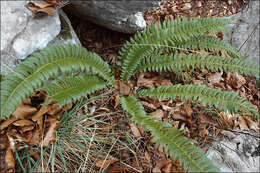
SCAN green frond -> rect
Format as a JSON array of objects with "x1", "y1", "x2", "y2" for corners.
[
  {"x1": 174, "y1": 36, "x2": 242, "y2": 58},
  {"x1": 0, "y1": 44, "x2": 114, "y2": 120},
  {"x1": 42, "y1": 75, "x2": 107, "y2": 106},
  {"x1": 137, "y1": 53, "x2": 259, "y2": 76},
  {"x1": 120, "y1": 17, "x2": 230, "y2": 81},
  {"x1": 138, "y1": 85, "x2": 259, "y2": 118},
  {"x1": 120, "y1": 96, "x2": 220, "y2": 172}
]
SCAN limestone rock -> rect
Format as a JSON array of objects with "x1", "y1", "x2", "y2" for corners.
[
  {"x1": 1, "y1": 2, "x2": 80, "y2": 75},
  {"x1": 64, "y1": 0, "x2": 162, "y2": 33},
  {"x1": 225, "y1": 1, "x2": 259, "y2": 65},
  {"x1": 1, "y1": 1, "x2": 61, "y2": 75},
  {"x1": 207, "y1": 131, "x2": 260, "y2": 172},
  {"x1": 48, "y1": 9, "x2": 81, "y2": 46}
]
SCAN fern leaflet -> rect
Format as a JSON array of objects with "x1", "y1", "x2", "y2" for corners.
[
  {"x1": 120, "y1": 96, "x2": 220, "y2": 172},
  {"x1": 42, "y1": 75, "x2": 107, "y2": 106},
  {"x1": 137, "y1": 53, "x2": 259, "y2": 76},
  {"x1": 172, "y1": 36, "x2": 242, "y2": 58},
  {"x1": 138, "y1": 85, "x2": 259, "y2": 118}
]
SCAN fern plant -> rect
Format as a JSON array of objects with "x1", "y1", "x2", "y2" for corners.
[
  {"x1": 0, "y1": 44, "x2": 114, "y2": 120},
  {"x1": 1, "y1": 17, "x2": 259, "y2": 173},
  {"x1": 119, "y1": 17, "x2": 259, "y2": 172}
]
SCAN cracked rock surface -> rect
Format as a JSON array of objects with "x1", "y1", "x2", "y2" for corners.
[
  {"x1": 207, "y1": 131, "x2": 260, "y2": 172},
  {"x1": 225, "y1": 0, "x2": 259, "y2": 65},
  {"x1": 64, "y1": 0, "x2": 162, "y2": 33},
  {"x1": 1, "y1": 1, "x2": 61, "y2": 74}
]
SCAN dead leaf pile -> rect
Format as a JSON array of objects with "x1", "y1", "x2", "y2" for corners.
[
  {"x1": 26, "y1": 0, "x2": 69, "y2": 17},
  {"x1": 145, "y1": 0, "x2": 249, "y2": 25},
  {"x1": 0, "y1": 90, "x2": 72, "y2": 172}
]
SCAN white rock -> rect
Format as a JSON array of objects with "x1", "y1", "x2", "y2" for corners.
[
  {"x1": 224, "y1": 1, "x2": 259, "y2": 65},
  {"x1": 207, "y1": 131, "x2": 260, "y2": 172},
  {"x1": 1, "y1": 1, "x2": 61, "y2": 74}
]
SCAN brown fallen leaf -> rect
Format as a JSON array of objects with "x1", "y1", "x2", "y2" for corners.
[
  {"x1": 226, "y1": 72, "x2": 246, "y2": 89},
  {"x1": 20, "y1": 125, "x2": 35, "y2": 133},
  {"x1": 244, "y1": 117, "x2": 260, "y2": 132},
  {"x1": 161, "y1": 162, "x2": 173, "y2": 173},
  {"x1": 184, "y1": 105, "x2": 193, "y2": 118},
  {"x1": 5, "y1": 148, "x2": 15, "y2": 172},
  {"x1": 137, "y1": 73, "x2": 154, "y2": 88},
  {"x1": 129, "y1": 123, "x2": 142, "y2": 138},
  {"x1": 47, "y1": 103, "x2": 60, "y2": 115},
  {"x1": 22, "y1": 131, "x2": 33, "y2": 143},
  {"x1": 99, "y1": 124, "x2": 111, "y2": 132},
  {"x1": 238, "y1": 116, "x2": 249, "y2": 131},
  {"x1": 171, "y1": 121, "x2": 180, "y2": 129},
  {"x1": 145, "y1": 151, "x2": 151, "y2": 163},
  {"x1": 95, "y1": 159, "x2": 118, "y2": 169},
  {"x1": 26, "y1": 1, "x2": 58, "y2": 17},
  {"x1": 0, "y1": 134, "x2": 9, "y2": 150},
  {"x1": 32, "y1": 105, "x2": 50, "y2": 121},
  {"x1": 162, "y1": 104, "x2": 172, "y2": 111},
  {"x1": 208, "y1": 72, "x2": 223, "y2": 84},
  {"x1": 28, "y1": 149, "x2": 40, "y2": 160},
  {"x1": 62, "y1": 103, "x2": 73, "y2": 111},
  {"x1": 6, "y1": 133, "x2": 16, "y2": 151},
  {"x1": 221, "y1": 130, "x2": 236, "y2": 139},
  {"x1": 118, "y1": 80, "x2": 131, "y2": 96},
  {"x1": 44, "y1": 0, "x2": 63, "y2": 6},
  {"x1": 217, "y1": 111, "x2": 234, "y2": 128},
  {"x1": 172, "y1": 112, "x2": 187, "y2": 121},
  {"x1": 0, "y1": 116, "x2": 17, "y2": 130},
  {"x1": 41, "y1": 118, "x2": 60, "y2": 147},
  {"x1": 153, "y1": 159, "x2": 171, "y2": 173},
  {"x1": 199, "y1": 128, "x2": 209, "y2": 138},
  {"x1": 154, "y1": 78, "x2": 173, "y2": 86},
  {"x1": 200, "y1": 113, "x2": 218, "y2": 126},
  {"x1": 29, "y1": 1, "x2": 53, "y2": 9},
  {"x1": 13, "y1": 104, "x2": 37, "y2": 119},
  {"x1": 7, "y1": 129, "x2": 27, "y2": 145},
  {"x1": 149, "y1": 109, "x2": 164, "y2": 121},
  {"x1": 50, "y1": 110, "x2": 64, "y2": 120},
  {"x1": 29, "y1": 129, "x2": 41, "y2": 145},
  {"x1": 97, "y1": 107, "x2": 110, "y2": 112},
  {"x1": 193, "y1": 79, "x2": 204, "y2": 85},
  {"x1": 114, "y1": 94, "x2": 120, "y2": 108},
  {"x1": 141, "y1": 101, "x2": 157, "y2": 110},
  {"x1": 37, "y1": 7, "x2": 56, "y2": 16},
  {"x1": 13, "y1": 119, "x2": 34, "y2": 127},
  {"x1": 23, "y1": 98, "x2": 32, "y2": 105}
]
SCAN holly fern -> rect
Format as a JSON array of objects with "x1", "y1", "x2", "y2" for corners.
[{"x1": 1, "y1": 17, "x2": 259, "y2": 172}]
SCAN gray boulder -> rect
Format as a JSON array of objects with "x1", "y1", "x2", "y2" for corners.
[
  {"x1": 0, "y1": 1, "x2": 61, "y2": 75},
  {"x1": 207, "y1": 130, "x2": 260, "y2": 172},
  {"x1": 225, "y1": 1, "x2": 259, "y2": 65},
  {"x1": 0, "y1": 1, "x2": 80, "y2": 75},
  {"x1": 64, "y1": 0, "x2": 162, "y2": 33},
  {"x1": 48, "y1": 9, "x2": 81, "y2": 46}
]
